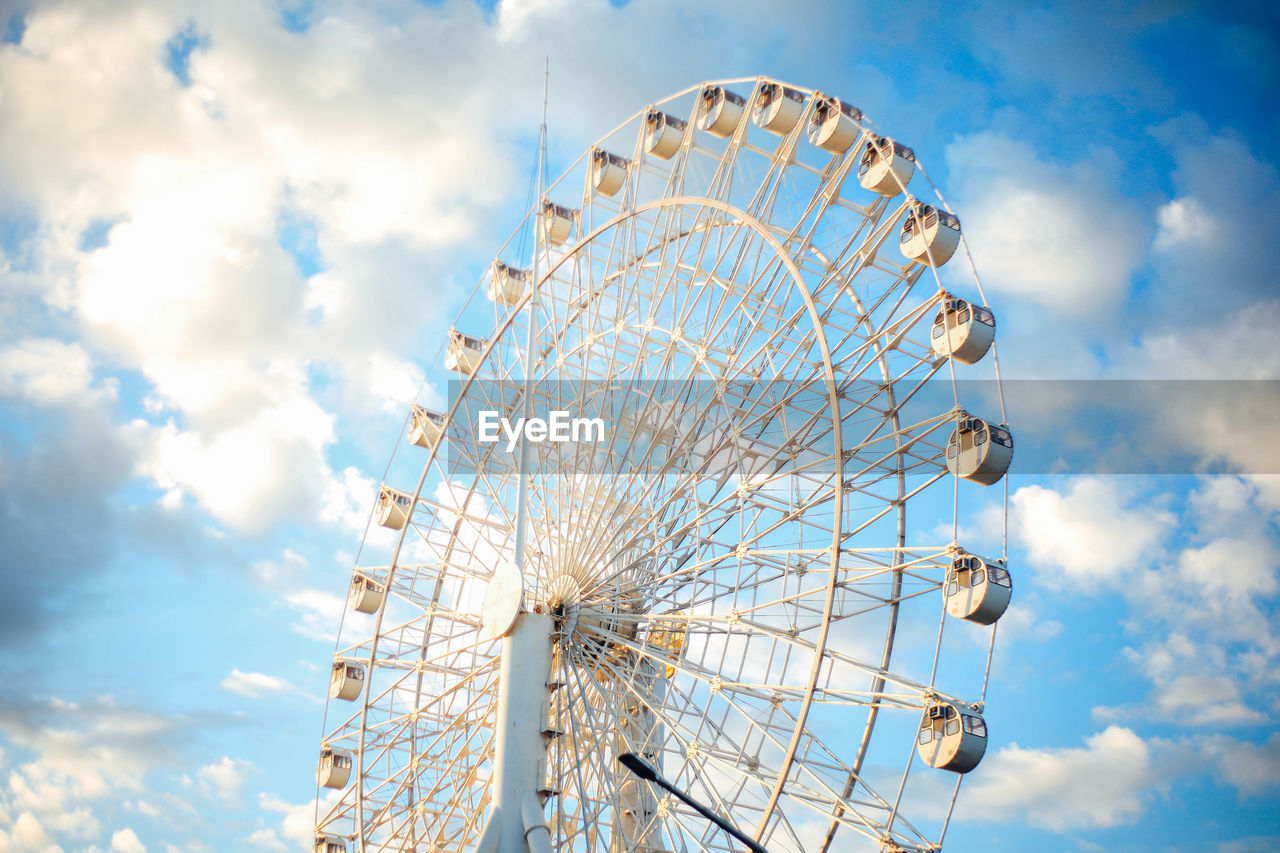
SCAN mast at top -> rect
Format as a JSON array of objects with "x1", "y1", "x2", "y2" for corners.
[
  {"x1": 512, "y1": 57, "x2": 549, "y2": 575},
  {"x1": 539, "y1": 56, "x2": 549, "y2": 192}
]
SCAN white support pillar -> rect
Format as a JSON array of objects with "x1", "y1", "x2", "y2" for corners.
[
  {"x1": 613, "y1": 656, "x2": 666, "y2": 853},
  {"x1": 484, "y1": 611, "x2": 554, "y2": 853}
]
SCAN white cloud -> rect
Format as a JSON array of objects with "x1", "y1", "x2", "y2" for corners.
[
  {"x1": 184, "y1": 5, "x2": 515, "y2": 250},
  {"x1": 259, "y1": 791, "x2": 342, "y2": 849},
  {"x1": 1147, "y1": 116, "x2": 1279, "y2": 314},
  {"x1": 0, "y1": 700, "x2": 165, "y2": 807},
  {"x1": 1, "y1": 811, "x2": 65, "y2": 853},
  {"x1": 364, "y1": 352, "x2": 426, "y2": 414},
  {"x1": 961, "y1": 726, "x2": 1157, "y2": 830},
  {"x1": 219, "y1": 670, "x2": 297, "y2": 698},
  {"x1": 195, "y1": 757, "x2": 246, "y2": 805},
  {"x1": 0, "y1": 339, "x2": 107, "y2": 405},
  {"x1": 285, "y1": 588, "x2": 348, "y2": 642},
  {"x1": 242, "y1": 828, "x2": 287, "y2": 851},
  {"x1": 0, "y1": 692, "x2": 237, "y2": 852},
  {"x1": 1189, "y1": 476, "x2": 1262, "y2": 525},
  {"x1": 0, "y1": 696, "x2": 182, "y2": 851},
  {"x1": 250, "y1": 549, "x2": 311, "y2": 587},
  {"x1": 1104, "y1": 115, "x2": 1280, "y2": 411},
  {"x1": 496, "y1": 0, "x2": 580, "y2": 42},
  {"x1": 0, "y1": 0, "x2": 926, "y2": 548},
  {"x1": 1101, "y1": 314, "x2": 1280, "y2": 475},
  {"x1": 320, "y1": 466, "x2": 377, "y2": 533},
  {"x1": 1176, "y1": 535, "x2": 1277, "y2": 602},
  {"x1": 136, "y1": 386, "x2": 338, "y2": 534},
  {"x1": 996, "y1": 603, "x2": 1062, "y2": 643},
  {"x1": 1135, "y1": 490, "x2": 1280, "y2": 660},
  {"x1": 0, "y1": 0, "x2": 471, "y2": 537},
  {"x1": 110, "y1": 827, "x2": 146, "y2": 853},
  {"x1": 1216, "y1": 837, "x2": 1280, "y2": 853},
  {"x1": 1154, "y1": 196, "x2": 1221, "y2": 251},
  {"x1": 1017, "y1": 476, "x2": 1280, "y2": 731},
  {"x1": 0, "y1": 3, "x2": 189, "y2": 217},
  {"x1": 958, "y1": 727, "x2": 1280, "y2": 835},
  {"x1": 1166, "y1": 383, "x2": 1280, "y2": 475},
  {"x1": 944, "y1": 132, "x2": 1146, "y2": 316},
  {"x1": 1010, "y1": 478, "x2": 1173, "y2": 587},
  {"x1": 126, "y1": 801, "x2": 160, "y2": 820},
  {"x1": 1149, "y1": 674, "x2": 1266, "y2": 727},
  {"x1": 1111, "y1": 300, "x2": 1280, "y2": 380},
  {"x1": 1248, "y1": 475, "x2": 1280, "y2": 518},
  {"x1": 1111, "y1": 629, "x2": 1274, "y2": 729},
  {"x1": 1198, "y1": 732, "x2": 1280, "y2": 796}
]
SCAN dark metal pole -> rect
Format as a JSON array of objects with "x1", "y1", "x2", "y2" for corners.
[{"x1": 618, "y1": 753, "x2": 770, "y2": 853}]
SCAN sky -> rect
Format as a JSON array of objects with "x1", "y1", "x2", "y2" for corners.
[{"x1": 0, "y1": 0, "x2": 1278, "y2": 851}]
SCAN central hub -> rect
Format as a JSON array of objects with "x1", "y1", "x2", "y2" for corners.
[
  {"x1": 544, "y1": 573, "x2": 641, "y2": 676},
  {"x1": 544, "y1": 574, "x2": 583, "y2": 635}
]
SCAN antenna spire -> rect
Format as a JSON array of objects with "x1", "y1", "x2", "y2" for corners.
[
  {"x1": 512, "y1": 57, "x2": 549, "y2": 572},
  {"x1": 539, "y1": 56, "x2": 549, "y2": 191}
]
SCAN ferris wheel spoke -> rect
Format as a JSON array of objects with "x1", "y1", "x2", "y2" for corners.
[
  {"x1": 773, "y1": 158, "x2": 875, "y2": 278},
  {"x1": 825, "y1": 308, "x2": 938, "y2": 394},
  {"x1": 356, "y1": 681, "x2": 495, "y2": 771},
  {"x1": 815, "y1": 200, "x2": 901, "y2": 288},
  {"x1": 405, "y1": 731, "x2": 496, "y2": 846},
  {"x1": 359, "y1": 683, "x2": 498, "y2": 844},
  {"x1": 630, "y1": 655, "x2": 896, "y2": 849},
  {"x1": 355, "y1": 616, "x2": 494, "y2": 671},
  {"x1": 763, "y1": 725, "x2": 930, "y2": 846},
  {"x1": 838, "y1": 415, "x2": 952, "y2": 482},
  {"x1": 626, "y1": 611, "x2": 934, "y2": 706},
  {"x1": 557, "y1": 649, "x2": 636, "y2": 832}
]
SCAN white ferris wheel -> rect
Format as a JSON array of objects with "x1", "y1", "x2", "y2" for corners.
[{"x1": 314, "y1": 77, "x2": 1014, "y2": 853}]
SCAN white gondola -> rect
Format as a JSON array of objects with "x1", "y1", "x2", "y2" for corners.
[
  {"x1": 857, "y1": 135, "x2": 915, "y2": 196},
  {"x1": 645, "y1": 109, "x2": 686, "y2": 160},
  {"x1": 916, "y1": 701, "x2": 987, "y2": 773},
  {"x1": 348, "y1": 572, "x2": 385, "y2": 614},
  {"x1": 901, "y1": 202, "x2": 962, "y2": 267},
  {"x1": 329, "y1": 659, "x2": 366, "y2": 701},
  {"x1": 945, "y1": 553, "x2": 1012, "y2": 625},
  {"x1": 487, "y1": 261, "x2": 529, "y2": 306},
  {"x1": 445, "y1": 328, "x2": 486, "y2": 377},
  {"x1": 698, "y1": 85, "x2": 745, "y2": 137},
  {"x1": 317, "y1": 746, "x2": 353, "y2": 789},
  {"x1": 541, "y1": 200, "x2": 576, "y2": 246},
  {"x1": 752, "y1": 82, "x2": 805, "y2": 135},
  {"x1": 807, "y1": 95, "x2": 863, "y2": 154},
  {"x1": 946, "y1": 415, "x2": 1013, "y2": 486},
  {"x1": 314, "y1": 834, "x2": 346, "y2": 853},
  {"x1": 591, "y1": 148, "x2": 630, "y2": 197},
  {"x1": 408, "y1": 404, "x2": 447, "y2": 450},
  {"x1": 930, "y1": 297, "x2": 996, "y2": 365},
  {"x1": 375, "y1": 486, "x2": 412, "y2": 530}
]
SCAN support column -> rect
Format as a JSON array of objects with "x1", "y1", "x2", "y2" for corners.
[
  {"x1": 613, "y1": 656, "x2": 666, "y2": 853},
  {"x1": 487, "y1": 611, "x2": 554, "y2": 853}
]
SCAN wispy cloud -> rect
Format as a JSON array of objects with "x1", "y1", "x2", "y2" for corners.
[{"x1": 218, "y1": 669, "x2": 298, "y2": 699}]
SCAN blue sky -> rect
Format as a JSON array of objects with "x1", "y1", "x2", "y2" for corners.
[{"x1": 0, "y1": 0, "x2": 1278, "y2": 851}]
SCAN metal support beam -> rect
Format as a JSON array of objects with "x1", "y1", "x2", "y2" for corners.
[{"x1": 473, "y1": 611, "x2": 554, "y2": 853}]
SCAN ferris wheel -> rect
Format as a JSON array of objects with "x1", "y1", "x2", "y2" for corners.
[{"x1": 314, "y1": 77, "x2": 1013, "y2": 853}]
